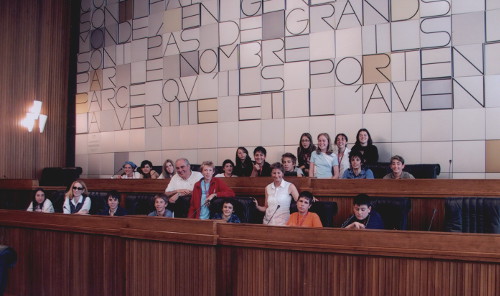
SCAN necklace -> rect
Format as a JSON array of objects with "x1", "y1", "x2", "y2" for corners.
[
  {"x1": 296, "y1": 212, "x2": 309, "y2": 226},
  {"x1": 202, "y1": 180, "x2": 210, "y2": 194},
  {"x1": 202, "y1": 180, "x2": 210, "y2": 208},
  {"x1": 338, "y1": 152, "x2": 344, "y2": 167}
]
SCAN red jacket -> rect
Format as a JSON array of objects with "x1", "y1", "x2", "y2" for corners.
[{"x1": 188, "y1": 177, "x2": 235, "y2": 219}]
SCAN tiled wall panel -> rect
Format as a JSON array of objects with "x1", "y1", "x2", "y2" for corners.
[{"x1": 76, "y1": 0, "x2": 500, "y2": 178}]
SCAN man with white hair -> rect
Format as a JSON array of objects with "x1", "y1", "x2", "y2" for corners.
[{"x1": 164, "y1": 158, "x2": 203, "y2": 217}]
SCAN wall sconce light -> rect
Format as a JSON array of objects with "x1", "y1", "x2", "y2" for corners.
[
  {"x1": 38, "y1": 114, "x2": 48, "y2": 133},
  {"x1": 20, "y1": 100, "x2": 48, "y2": 133}
]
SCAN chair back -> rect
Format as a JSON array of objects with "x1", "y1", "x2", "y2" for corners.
[{"x1": 445, "y1": 197, "x2": 500, "y2": 233}]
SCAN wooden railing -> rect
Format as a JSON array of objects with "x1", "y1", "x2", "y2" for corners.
[
  {"x1": 3, "y1": 178, "x2": 500, "y2": 197},
  {"x1": 0, "y1": 210, "x2": 499, "y2": 296}
]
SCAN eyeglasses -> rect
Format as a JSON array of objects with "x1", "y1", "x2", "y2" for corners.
[{"x1": 72, "y1": 187, "x2": 83, "y2": 190}]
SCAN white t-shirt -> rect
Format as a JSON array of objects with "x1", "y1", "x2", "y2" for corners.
[
  {"x1": 165, "y1": 171, "x2": 203, "y2": 192},
  {"x1": 215, "y1": 173, "x2": 237, "y2": 178},
  {"x1": 310, "y1": 152, "x2": 339, "y2": 178},
  {"x1": 27, "y1": 199, "x2": 55, "y2": 213},
  {"x1": 120, "y1": 172, "x2": 142, "y2": 179},
  {"x1": 63, "y1": 195, "x2": 91, "y2": 214}
]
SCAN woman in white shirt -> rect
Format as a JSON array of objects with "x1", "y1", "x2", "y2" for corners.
[
  {"x1": 117, "y1": 161, "x2": 142, "y2": 179},
  {"x1": 254, "y1": 162, "x2": 299, "y2": 226},
  {"x1": 63, "y1": 180, "x2": 91, "y2": 214},
  {"x1": 26, "y1": 188, "x2": 54, "y2": 213},
  {"x1": 334, "y1": 133, "x2": 351, "y2": 178}
]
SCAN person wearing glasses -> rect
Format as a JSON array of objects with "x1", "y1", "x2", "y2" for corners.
[
  {"x1": 63, "y1": 180, "x2": 91, "y2": 214},
  {"x1": 297, "y1": 133, "x2": 316, "y2": 177}
]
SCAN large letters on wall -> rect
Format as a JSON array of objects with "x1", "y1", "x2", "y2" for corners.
[{"x1": 76, "y1": 0, "x2": 500, "y2": 177}]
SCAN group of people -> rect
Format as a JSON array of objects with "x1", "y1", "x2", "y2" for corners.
[
  {"x1": 114, "y1": 159, "x2": 175, "y2": 179},
  {"x1": 27, "y1": 128, "x2": 417, "y2": 229},
  {"x1": 26, "y1": 167, "x2": 240, "y2": 224},
  {"x1": 300, "y1": 129, "x2": 414, "y2": 180},
  {"x1": 27, "y1": 157, "x2": 387, "y2": 230},
  {"x1": 113, "y1": 128, "x2": 414, "y2": 182}
]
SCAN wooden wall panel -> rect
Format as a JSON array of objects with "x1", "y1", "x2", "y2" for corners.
[
  {"x1": 0, "y1": 0, "x2": 75, "y2": 179},
  {"x1": 1, "y1": 211, "x2": 500, "y2": 296},
  {"x1": 126, "y1": 241, "x2": 216, "y2": 296},
  {"x1": 407, "y1": 198, "x2": 445, "y2": 231},
  {"x1": 216, "y1": 221, "x2": 500, "y2": 296},
  {"x1": 0, "y1": 227, "x2": 124, "y2": 296},
  {"x1": 216, "y1": 246, "x2": 500, "y2": 296}
]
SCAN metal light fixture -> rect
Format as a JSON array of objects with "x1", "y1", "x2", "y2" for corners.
[
  {"x1": 20, "y1": 100, "x2": 47, "y2": 133},
  {"x1": 38, "y1": 114, "x2": 48, "y2": 133}
]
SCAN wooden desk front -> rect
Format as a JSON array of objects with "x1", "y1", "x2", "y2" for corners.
[{"x1": 0, "y1": 210, "x2": 499, "y2": 296}]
